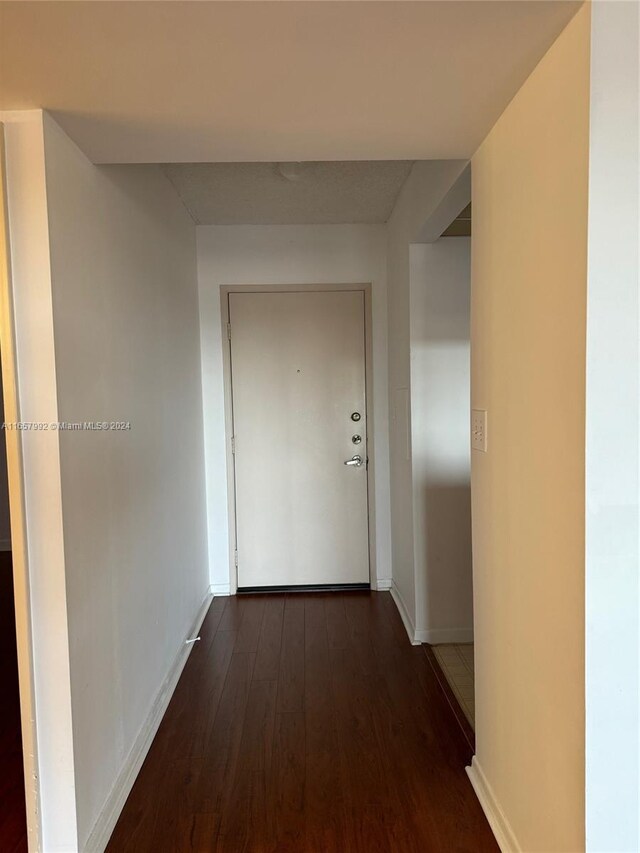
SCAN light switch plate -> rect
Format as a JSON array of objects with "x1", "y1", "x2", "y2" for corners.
[{"x1": 471, "y1": 409, "x2": 487, "y2": 452}]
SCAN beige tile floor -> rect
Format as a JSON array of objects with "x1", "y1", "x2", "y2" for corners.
[{"x1": 432, "y1": 643, "x2": 475, "y2": 728}]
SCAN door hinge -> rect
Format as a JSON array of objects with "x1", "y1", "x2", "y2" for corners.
[
  {"x1": 227, "y1": 322, "x2": 232, "y2": 340},
  {"x1": 234, "y1": 550, "x2": 239, "y2": 567},
  {"x1": 231, "y1": 436, "x2": 236, "y2": 454}
]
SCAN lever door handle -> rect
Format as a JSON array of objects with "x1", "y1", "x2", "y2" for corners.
[{"x1": 344, "y1": 455, "x2": 363, "y2": 467}]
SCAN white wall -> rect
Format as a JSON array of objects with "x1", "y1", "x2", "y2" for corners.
[
  {"x1": 469, "y1": 6, "x2": 590, "y2": 850},
  {"x1": 386, "y1": 160, "x2": 467, "y2": 640},
  {"x1": 1, "y1": 111, "x2": 210, "y2": 850},
  {"x1": 585, "y1": 2, "x2": 639, "y2": 850},
  {"x1": 410, "y1": 238, "x2": 472, "y2": 644},
  {"x1": 196, "y1": 224, "x2": 391, "y2": 592}
]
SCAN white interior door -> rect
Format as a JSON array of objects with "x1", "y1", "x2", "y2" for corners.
[{"x1": 229, "y1": 290, "x2": 369, "y2": 588}]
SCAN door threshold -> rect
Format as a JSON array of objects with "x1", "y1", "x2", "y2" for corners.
[{"x1": 237, "y1": 582, "x2": 370, "y2": 594}]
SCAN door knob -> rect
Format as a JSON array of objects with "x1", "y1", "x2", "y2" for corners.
[{"x1": 344, "y1": 455, "x2": 363, "y2": 467}]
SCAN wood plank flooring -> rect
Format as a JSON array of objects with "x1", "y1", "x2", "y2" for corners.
[
  {"x1": 0, "y1": 552, "x2": 28, "y2": 853},
  {"x1": 107, "y1": 591, "x2": 498, "y2": 852}
]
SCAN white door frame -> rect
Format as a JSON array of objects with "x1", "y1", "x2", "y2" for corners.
[
  {"x1": 0, "y1": 125, "x2": 41, "y2": 850},
  {"x1": 220, "y1": 283, "x2": 378, "y2": 594}
]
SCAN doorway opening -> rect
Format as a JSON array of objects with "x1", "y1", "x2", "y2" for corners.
[
  {"x1": 0, "y1": 130, "x2": 29, "y2": 853},
  {"x1": 412, "y1": 198, "x2": 475, "y2": 742},
  {"x1": 0, "y1": 124, "x2": 40, "y2": 852}
]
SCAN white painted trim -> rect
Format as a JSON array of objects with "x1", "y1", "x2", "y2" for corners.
[
  {"x1": 375, "y1": 577, "x2": 392, "y2": 591},
  {"x1": 466, "y1": 756, "x2": 521, "y2": 853},
  {"x1": 0, "y1": 537, "x2": 12, "y2": 551},
  {"x1": 416, "y1": 627, "x2": 474, "y2": 645},
  {"x1": 209, "y1": 582, "x2": 231, "y2": 596},
  {"x1": 390, "y1": 580, "x2": 420, "y2": 645},
  {"x1": 84, "y1": 591, "x2": 213, "y2": 853},
  {"x1": 389, "y1": 582, "x2": 471, "y2": 645}
]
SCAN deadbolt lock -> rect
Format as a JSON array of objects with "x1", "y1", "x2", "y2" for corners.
[
  {"x1": 351, "y1": 412, "x2": 361, "y2": 422},
  {"x1": 352, "y1": 434, "x2": 362, "y2": 444}
]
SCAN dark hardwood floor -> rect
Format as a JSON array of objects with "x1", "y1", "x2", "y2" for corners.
[
  {"x1": 0, "y1": 552, "x2": 27, "y2": 853},
  {"x1": 107, "y1": 591, "x2": 498, "y2": 852}
]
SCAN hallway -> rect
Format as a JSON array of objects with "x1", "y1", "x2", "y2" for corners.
[{"x1": 108, "y1": 591, "x2": 498, "y2": 852}]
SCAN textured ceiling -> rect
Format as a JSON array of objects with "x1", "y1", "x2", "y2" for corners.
[
  {"x1": 162, "y1": 161, "x2": 415, "y2": 225},
  {"x1": 0, "y1": 1, "x2": 582, "y2": 163}
]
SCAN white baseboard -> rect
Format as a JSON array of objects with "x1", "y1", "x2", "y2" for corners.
[
  {"x1": 209, "y1": 582, "x2": 231, "y2": 596},
  {"x1": 375, "y1": 577, "x2": 392, "y2": 591},
  {"x1": 466, "y1": 756, "x2": 521, "y2": 853},
  {"x1": 84, "y1": 590, "x2": 213, "y2": 853},
  {"x1": 0, "y1": 538, "x2": 11, "y2": 551},
  {"x1": 389, "y1": 581, "x2": 420, "y2": 645},
  {"x1": 417, "y1": 627, "x2": 474, "y2": 644},
  {"x1": 386, "y1": 581, "x2": 473, "y2": 646}
]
